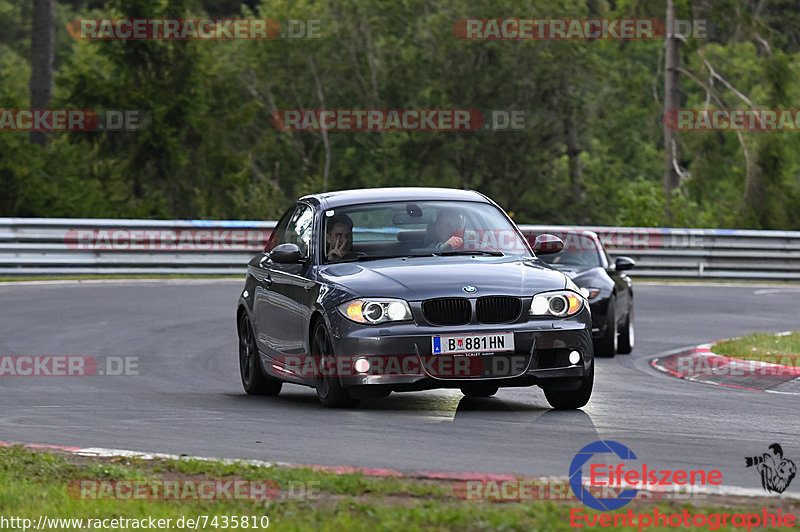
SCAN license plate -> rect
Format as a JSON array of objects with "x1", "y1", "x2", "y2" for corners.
[{"x1": 432, "y1": 333, "x2": 514, "y2": 354}]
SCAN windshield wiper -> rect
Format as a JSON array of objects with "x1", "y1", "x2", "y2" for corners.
[
  {"x1": 340, "y1": 254, "x2": 434, "y2": 262},
  {"x1": 434, "y1": 250, "x2": 505, "y2": 257},
  {"x1": 330, "y1": 251, "x2": 502, "y2": 263}
]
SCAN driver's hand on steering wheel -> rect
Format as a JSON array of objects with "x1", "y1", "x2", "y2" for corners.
[{"x1": 440, "y1": 235, "x2": 464, "y2": 251}]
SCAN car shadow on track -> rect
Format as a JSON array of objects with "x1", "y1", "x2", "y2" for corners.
[
  {"x1": 450, "y1": 398, "x2": 597, "y2": 428},
  {"x1": 226, "y1": 390, "x2": 600, "y2": 448},
  {"x1": 226, "y1": 388, "x2": 598, "y2": 430},
  {"x1": 226, "y1": 389, "x2": 467, "y2": 412}
]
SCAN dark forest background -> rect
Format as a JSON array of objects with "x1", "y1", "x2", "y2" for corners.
[{"x1": 2, "y1": 0, "x2": 800, "y2": 228}]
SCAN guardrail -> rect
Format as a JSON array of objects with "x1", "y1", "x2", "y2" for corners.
[
  {"x1": 1, "y1": 218, "x2": 798, "y2": 280},
  {"x1": 0, "y1": 218, "x2": 274, "y2": 276},
  {"x1": 526, "y1": 225, "x2": 800, "y2": 280}
]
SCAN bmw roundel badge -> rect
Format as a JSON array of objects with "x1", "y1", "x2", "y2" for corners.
[{"x1": 462, "y1": 286, "x2": 477, "y2": 293}]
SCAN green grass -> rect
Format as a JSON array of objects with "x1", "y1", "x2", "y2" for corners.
[
  {"x1": 1, "y1": 446, "x2": 798, "y2": 531},
  {"x1": 713, "y1": 332, "x2": 800, "y2": 367},
  {"x1": 0, "y1": 274, "x2": 242, "y2": 282}
]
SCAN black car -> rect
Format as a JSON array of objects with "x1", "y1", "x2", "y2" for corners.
[
  {"x1": 530, "y1": 228, "x2": 635, "y2": 358},
  {"x1": 236, "y1": 188, "x2": 594, "y2": 409}
]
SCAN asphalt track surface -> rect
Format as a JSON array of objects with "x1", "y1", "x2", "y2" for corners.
[{"x1": 1, "y1": 280, "x2": 798, "y2": 496}]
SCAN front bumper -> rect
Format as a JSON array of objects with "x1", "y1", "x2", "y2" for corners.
[
  {"x1": 326, "y1": 307, "x2": 593, "y2": 391},
  {"x1": 589, "y1": 297, "x2": 610, "y2": 339}
]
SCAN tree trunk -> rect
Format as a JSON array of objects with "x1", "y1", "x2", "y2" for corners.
[
  {"x1": 663, "y1": 0, "x2": 681, "y2": 221},
  {"x1": 30, "y1": 0, "x2": 55, "y2": 146},
  {"x1": 563, "y1": 84, "x2": 585, "y2": 207}
]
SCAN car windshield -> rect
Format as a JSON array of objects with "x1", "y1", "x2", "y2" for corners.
[
  {"x1": 321, "y1": 200, "x2": 530, "y2": 263},
  {"x1": 534, "y1": 232, "x2": 604, "y2": 270}
]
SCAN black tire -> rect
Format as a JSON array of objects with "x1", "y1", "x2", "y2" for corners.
[
  {"x1": 460, "y1": 384, "x2": 499, "y2": 398},
  {"x1": 543, "y1": 360, "x2": 594, "y2": 410},
  {"x1": 617, "y1": 306, "x2": 634, "y2": 354},
  {"x1": 593, "y1": 297, "x2": 617, "y2": 358},
  {"x1": 311, "y1": 321, "x2": 360, "y2": 408},
  {"x1": 238, "y1": 314, "x2": 282, "y2": 396}
]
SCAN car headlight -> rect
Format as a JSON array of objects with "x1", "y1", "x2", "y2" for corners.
[
  {"x1": 579, "y1": 287, "x2": 601, "y2": 300},
  {"x1": 530, "y1": 290, "x2": 584, "y2": 317},
  {"x1": 337, "y1": 298, "x2": 413, "y2": 324}
]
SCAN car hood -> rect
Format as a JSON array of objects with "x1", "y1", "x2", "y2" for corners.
[
  {"x1": 554, "y1": 266, "x2": 593, "y2": 281},
  {"x1": 555, "y1": 266, "x2": 613, "y2": 290},
  {"x1": 319, "y1": 256, "x2": 568, "y2": 300}
]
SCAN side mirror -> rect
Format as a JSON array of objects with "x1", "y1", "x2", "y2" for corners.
[
  {"x1": 614, "y1": 256, "x2": 635, "y2": 271},
  {"x1": 269, "y1": 243, "x2": 306, "y2": 264},
  {"x1": 532, "y1": 234, "x2": 564, "y2": 254}
]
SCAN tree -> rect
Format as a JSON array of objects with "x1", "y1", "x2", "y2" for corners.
[
  {"x1": 30, "y1": 0, "x2": 55, "y2": 145},
  {"x1": 663, "y1": 0, "x2": 682, "y2": 220}
]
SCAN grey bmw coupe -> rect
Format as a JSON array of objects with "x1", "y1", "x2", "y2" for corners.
[{"x1": 236, "y1": 188, "x2": 594, "y2": 409}]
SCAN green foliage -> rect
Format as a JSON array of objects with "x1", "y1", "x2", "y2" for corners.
[
  {"x1": 2, "y1": 446, "x2": 795, "y2": 531},
  {"x1": 2, "y1": 0, "x2": 800, "y2": 229},
  {"x1": 713, "y1": 331, "x2": 800, "y2": 366}
]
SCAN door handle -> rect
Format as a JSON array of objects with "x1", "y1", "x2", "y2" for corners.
[{"x1": 250, "y1": 269, "x2": 273, "y2": 286}]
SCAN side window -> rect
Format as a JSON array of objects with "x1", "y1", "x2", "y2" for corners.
[
  {"x1": 266, "y1": 206, "x2": 295, "y2": 251},
  {"x1": 281, "y1": 204, "x2": 314, "y2": 256}
]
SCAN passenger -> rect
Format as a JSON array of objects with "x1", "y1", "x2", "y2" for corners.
[{"x1": 325, "y1": 213, "x2": 357, "y2": 262}]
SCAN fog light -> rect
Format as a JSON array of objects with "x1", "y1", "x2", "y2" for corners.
[
  {"x1": 354, "y1": 357, "x2": 370, "y2": 373},
  {"x1": 568, "y1": 350, "x2": 581, "y2": 365}
]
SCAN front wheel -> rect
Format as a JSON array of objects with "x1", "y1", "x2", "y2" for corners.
[
  {"x1": 312, "y1": 321, "x2": 360, "y2": 408},
  {"x1": 543, "y1": 361, "x2": 594, "y2": 410},
  {"x1": 238, "y1": 314, "x2": 282, "y2": 396},
  {"x1": 593, "y1": 297, "x2": 617, "y2": 358},
  {"x1": 617, "y1": 307, "x2": 634, "y2": 354}
]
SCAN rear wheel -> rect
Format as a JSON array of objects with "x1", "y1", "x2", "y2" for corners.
[
  {"x1": 238, "y1": 314, "x2": 282, "y2": 396},
  {"x1": 617, "y1": 307, "x2": 634, "y2": 354},
  {"x1": 543, "y1": 360, "x2": 594, "y2": 410},
  {"x1": 593, "y1": 297, "x2": 617, "y2": 358},
  {"x1": 312, "y1": 321, "x2": 360, "y2": 408},
  {"x1": 460, "y1": 384, "x2": 499, "y2": 398}
]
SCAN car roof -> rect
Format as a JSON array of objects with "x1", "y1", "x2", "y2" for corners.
[{"x1": 300, "y1": 187, "x2": 490, "y2": 209}]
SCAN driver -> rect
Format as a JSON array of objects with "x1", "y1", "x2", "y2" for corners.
[
  {"x1": 325, "y1": 213, "x2": 357, "y2": 262},
  {"x1": 431, "y1": 209, "x2": 465, "y2": 251}
]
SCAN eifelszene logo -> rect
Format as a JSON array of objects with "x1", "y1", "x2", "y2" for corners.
[
  {"x1": 569, "y1": 440, "x2": 722, "y2": 511},
  {"x1": 745, "y1": 443, "x2": 797, "y2": 494},
  {"x1": 570, "y1": 440, "x2": 640, "y2": 511}
]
